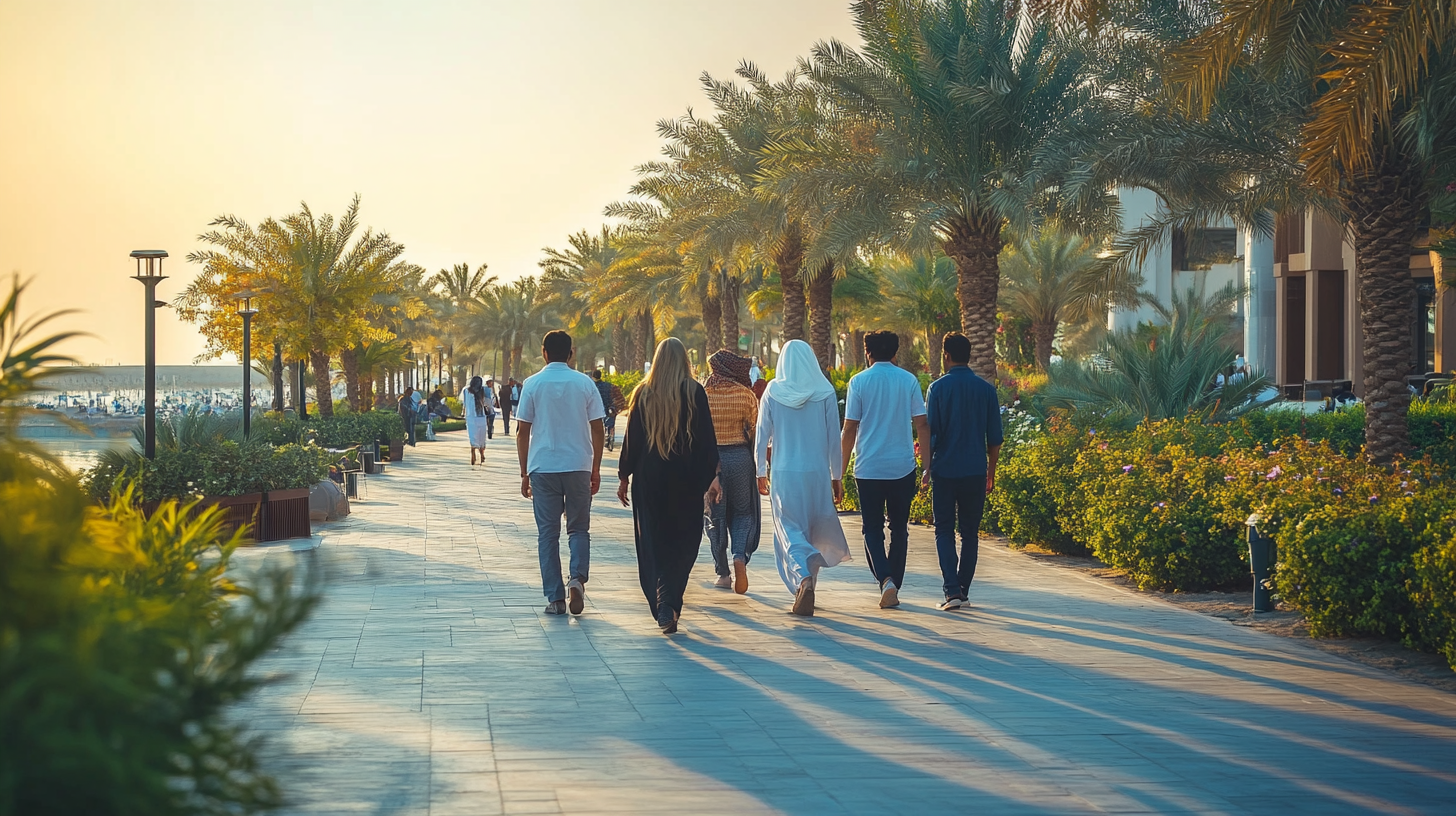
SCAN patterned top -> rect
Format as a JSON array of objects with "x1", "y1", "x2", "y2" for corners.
[{"x1": 705, "y1": 381, "x2": 758, "y2": 447}]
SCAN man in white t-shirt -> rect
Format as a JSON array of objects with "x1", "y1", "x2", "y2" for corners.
[
  {"x1": 516, "y1": 330, "x2": 606, "y2": 616},
  {"x1": 839, "y1": 331, "x2": 931, "y2": 609}
]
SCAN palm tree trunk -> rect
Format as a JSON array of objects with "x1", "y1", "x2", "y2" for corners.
[
  {"x1": 340, "y1": 346, "x2": 361, "y2": 411},
  {"x1": 701, "y1": 289, "x2": 723, "y2": 357},
  {"x1": 611, "y1": 319, "x2": 627, "y2": 373},
  {"x1": 1350, "y1": 148, "x2": 1424, "y2": 461},
  {"x1": 288, "y1": 360, "x2": 301, "y2": 412},
  {"x1": 943, "y1": 214, "x2": 1003, "y2": 379},
  {"x1": 927, "y1": 328, "x2": 944, "y2": 378},
  {"x1": 1032, "y1": 321, "x2": 1057, "y2": 371},
  {"x1": 501, "y1": 350, "x2": 513, "y2": 385},
  {"x1": 511, "y1": 345, "x2": 523, "y2": 380},
  {"x1": 635, "y1": 310, "x2": 652, "y2": 370},
  {"x1": 722, "y1": 276, "x2": 741, "y2": 353},
  {"x1": 807, "y1": 260, "x2": 835, "y2": 369},
  {"x1": 898, "y1": 333, "x2": 919, "y2": 372},
  {"x1": 776, "y1": 221, "x2": 807, "y2": 343},
  {"x1": 850, "y1": 329, "x2": 865, "y2": 369},
  {"x1": 309, "y1": 348, "x2": 335, "y2": 418},
  {"x1": 271, "y1": 341, "x2": 284, "y2": 412}
]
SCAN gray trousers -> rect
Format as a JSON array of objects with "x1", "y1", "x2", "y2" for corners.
[{"x1": 531, "y1": 471, "x2": 592, "y2": 602}]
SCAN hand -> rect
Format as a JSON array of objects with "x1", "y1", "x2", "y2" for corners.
[
  {"x1": 706, "y1": 476, "x2": 722, "y2": 506},
  {"x1": 985, "y1": 472, "x2": 996, "y2": 495},
  {"x1": 616, "y1": 478, "x2": 630, "y2": 507},
  {"x1": 757, "y1": 476, "x2": 770, "y2": 496},
  {"x1": 520, "y1": 475, "x2": 532, "y2": 499},
  {"x1": 832, "y1": 480, "x2": 844, "y2": 505},
  {"x1": 590, "y1": 469, "x2": 601, "y2": 495},
  {"x1": 921, "y1": 469, "x2": 931, "y2": 489}
]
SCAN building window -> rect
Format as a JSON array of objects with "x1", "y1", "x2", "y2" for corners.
[
  {"x1": 1415, "y1": 282, "x2": 1436, "y2": 373},
  {"x1": 1172, "y1": 227, "x2": 1238, "y2": 271}
]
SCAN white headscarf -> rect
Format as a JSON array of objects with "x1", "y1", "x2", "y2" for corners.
[{"x1": 764, "y1": 339, "x2": 835, "y2": 409}]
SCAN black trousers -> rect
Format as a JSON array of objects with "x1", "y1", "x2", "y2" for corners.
[
  {"x1": 856, "y1": 471, "x2": 918, "y2": 590},
  {"x1": 932, "y1": 474, "x2": 987, "y2": 599}
]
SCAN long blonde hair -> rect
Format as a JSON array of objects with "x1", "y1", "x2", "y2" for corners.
[{"x1": 629, "y1": 337, "x2": 697, "y2": 458}]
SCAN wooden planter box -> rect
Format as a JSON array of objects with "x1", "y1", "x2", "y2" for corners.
[
  {"x1": 260, "y1": 487, "x2": 312, "y2": 541},
  {"x1": 388, "y1": 441, "x2": 404, "y2": 462},
  {"x1": 141, "y1": 492, "x2": 262, "y2": 541}
]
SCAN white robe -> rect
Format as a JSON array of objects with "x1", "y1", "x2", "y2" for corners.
[
  {"x1": 755, "y1": 393, "x2": 851, "y2": 593},
  {"x1": 459, "y1": 388, "x2": 495, "y2": 448}
]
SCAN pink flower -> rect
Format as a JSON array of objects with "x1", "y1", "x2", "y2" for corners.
[{"x1": 1122, "y1": 465, "x2": 1134, "y2": 474}]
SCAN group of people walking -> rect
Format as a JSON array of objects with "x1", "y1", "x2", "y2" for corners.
[{"x1": 499, "y1": 328, "x2": 1001, "y2": 635}]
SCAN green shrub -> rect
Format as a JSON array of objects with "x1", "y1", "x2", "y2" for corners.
[
  {"x1": 1410, "y1": 536, "x2": 1456, "y2": 669},
  {"x1": 84, "y1": 442, "x2": 331, "y2": 502},
  {"x1": 1073, "y1": 428, "x2": 1243, "y2": 590},
  {"x1": 986, "y1": 418, "x2": 1088, "y2": 553},
  {"x1": 1224, "y1": 405, "x2": 1365, "y2": 454},
  {"x1": 604, "y1": 371, "x2": 643, "y2": 398},
  {"x1": 418, "y1": 419, "x2": 467, "y2": 435},
  {"x1": 1219, "y1": 441, "x2": 1450, "y2": 639},
  {"x1": 1, "y1": 473, "x2": 315, "y2": 815},
  {"x1": 1409, "y1": 394, "x2": 1456, "y2": 467},
  {"x1": 254, "y1": 410, "x2": 405, "y2": 447}
]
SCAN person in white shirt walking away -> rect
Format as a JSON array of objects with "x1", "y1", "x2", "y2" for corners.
[
  {"x1": 839, "y1": 331, "x2": 931, "y2": 609},
  {"x1": 515, "y1": 330, "x2": 606, "y2": 616}
]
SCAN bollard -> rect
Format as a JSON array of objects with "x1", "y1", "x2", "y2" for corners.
[
  {"x1": 1246, "y1": 513, "x2": 1276, "y2": 613},
  {"x1": 362, "y1": 450, "x2": 376, "y2": 475}
]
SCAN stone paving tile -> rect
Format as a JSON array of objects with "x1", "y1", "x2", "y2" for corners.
[{"x1": 228, "y1": 434, "x2": 1456, "y2": 815}]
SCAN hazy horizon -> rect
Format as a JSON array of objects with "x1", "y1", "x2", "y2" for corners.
[{"x1": 0, "y1": 0, "x2": 858, "y2": 366}]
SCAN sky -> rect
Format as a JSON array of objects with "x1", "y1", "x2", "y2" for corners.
[{"x1": 0, "y1": 0, "x2": 858, "y2": 366}]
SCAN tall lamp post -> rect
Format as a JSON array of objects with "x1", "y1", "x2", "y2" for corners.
[
  {"x1": 435, "y1": 345, "x2": 444, "y2": 391},
  {"x1": 236, "y1": 292, "x2": 258, "y2": 437},
  {"x1": 130, "y1": 250, "x2": 168, "y2": 459}
]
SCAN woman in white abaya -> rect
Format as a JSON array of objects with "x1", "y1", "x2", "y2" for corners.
[{"x1": 754, "y1": 339, "x2": 851, "y2": 617}]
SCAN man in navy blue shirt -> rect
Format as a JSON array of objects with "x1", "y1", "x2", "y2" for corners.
[{"x1": 923, "y1": 332, "x2": 1003, "y2": 611}]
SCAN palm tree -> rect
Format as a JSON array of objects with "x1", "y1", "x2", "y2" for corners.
[
  {"x1": 1168, "y1": 1, "x2": 1456, "y2": 458},
  {"x1": 999, "y1": 229, "x2": 1141, "y2": 370},
  {"x1": 540, "y1": 227, "x2": 627, "y2": 369},
  {"x1": 461, "y1": 278, "x2": 555, "y2": 383},
  {"x1": 787, "y1": 0, "x2": 1119, "y2": 379},
  {"x1": 1041, "y1": 283, "x2": 1271, "y2": 422},
  {"x1": 182, "y1": 196, "x2": 410, "y2": 418},
  {"x1": 881, "y1": 254, "x2": 960, "y2": 377}
]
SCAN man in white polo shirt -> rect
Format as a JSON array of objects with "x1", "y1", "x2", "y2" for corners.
[
  {"x1": 516, "y1": 330, "x2": 606, "y2": 616},
  {"x1": 839, "y1": 331, "x2": 930, "y2": 609}
]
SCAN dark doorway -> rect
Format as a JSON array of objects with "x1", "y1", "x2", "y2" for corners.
[
  {"x1": 1315, "y1": 270, "x2": 1345, "y2": 380},
  {"x1": 1284, "y1": 276, "x2": 1307, "y2": 386}
]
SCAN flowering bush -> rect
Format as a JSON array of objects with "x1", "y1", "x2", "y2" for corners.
[
  {"x1": 1410, "y1": 537, "x2": 1456, "y2": 668},
  {"x1": 986, "y1": 416, "x2": 1088, "y2": 553},
  {"x1": 1071, "y1": 423, "x2": 1244, "y2": 590}
]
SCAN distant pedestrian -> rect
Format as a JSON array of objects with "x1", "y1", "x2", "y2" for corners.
[
  {"x1": 397, "y1": 387, "x2": 418, "y2": 447},
  {"x1": 840, "y1": 331, "x2": 929, "y2": 609},
  {"x1": 924, "y1": 332, "x2": 1003, "y2": 611},
  {"x1": 516, "y1": 331, "x2": 606, "y2": 616},
  {"x1": 703, "y1": 349, "x2": 760, "y2": 594},
  {"x1": 483, "y1": 377, "x2": 498, "y2": 439},
  {"x1": 460, "y1": 375, "x2": 495, "y2": 466},
  {"x1": 498, "y1": 378, "x2": 514, "y2": 435},
  {"x1": 755, "y1": 339, "x2": 850, "y2": 617},
  {"x1": 591, "y1": 369, "x2": 621, "y2": 452},
  {"x1": 750, "y1": 356, "x2": 768, "y2": 400},
  {"x1": 617, "y1": 339, "x2": 719, "y2": 634}
]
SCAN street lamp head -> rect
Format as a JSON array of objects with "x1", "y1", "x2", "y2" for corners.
[
  {"x1": 235, "y1": 290, "x2": 259, "y2": 316},
  {"x1": 130, "y1": 249, "x2": 168, "y2": 279}
]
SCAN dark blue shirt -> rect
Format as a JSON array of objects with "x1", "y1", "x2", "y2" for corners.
[{"x1": 925, "y1": 365, "x2": 1004, "y2": 478}]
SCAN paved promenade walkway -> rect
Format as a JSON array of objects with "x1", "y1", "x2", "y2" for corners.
[{"x1": 233, "y1": 434, "x2": 1456, "y2": 815}]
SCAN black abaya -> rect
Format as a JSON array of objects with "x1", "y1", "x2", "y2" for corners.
[{"x1": 619, "y1": 383, "x2": 719, "y2": 621}]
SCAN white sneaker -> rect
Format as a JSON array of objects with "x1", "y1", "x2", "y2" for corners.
[
  {"x1": 714, "y1": 574, "x2": 733, "y2": 589},
  {"x1": 567, "y1": 578, "x2": 585, "y2": 615},
  {"x1": 879, "y1": 580, "x2": 900, "y2": 609},
  {"x1": 938, "y1": 596, "x2": 964, "y2": 612}
]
